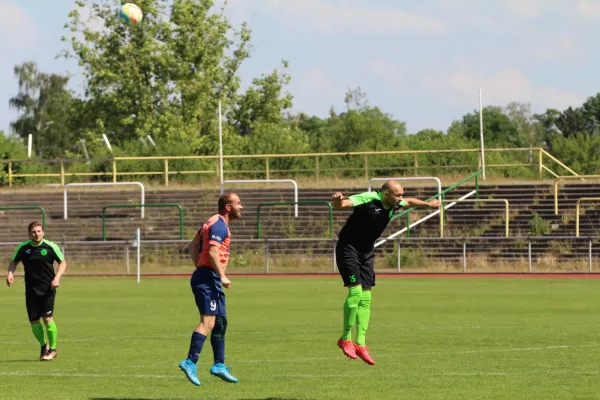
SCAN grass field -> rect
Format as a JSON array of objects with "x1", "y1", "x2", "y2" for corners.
[{"x1": 2, "y1": 276, "x2": 600, "y2": 399}]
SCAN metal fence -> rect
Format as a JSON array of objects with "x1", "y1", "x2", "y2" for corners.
[{"x1": 2, "y1": 236, "x2": 599, "y2": 276}]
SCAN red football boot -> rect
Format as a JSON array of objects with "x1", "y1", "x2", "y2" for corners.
[
  {"x1": 337, "y1": 338, "x2": 357, "y2": 359},
  {"x1": 354, "y1": 344, "x2": 375, "y2": 365}
]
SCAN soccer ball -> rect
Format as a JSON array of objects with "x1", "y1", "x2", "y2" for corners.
[{"x1": 119, "y1": 3, "x2": 143, "y2": 26}]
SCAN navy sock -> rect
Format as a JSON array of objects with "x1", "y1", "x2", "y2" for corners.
[
  {"x1": 187, "y1": 332, "x2": 206, "y2": 364},
  {"x1": 211, "y1": 337, "x2": 225, "y2": 365}
]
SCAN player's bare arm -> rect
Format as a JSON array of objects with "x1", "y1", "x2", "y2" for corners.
[
  {"x1": 188, "y1": 235, "x2": 201, "y2": 265},
  {"x1": 209, "y1": 245, "x2": 231, "y2": 288},
  {"x1": 52, "y1": 260, "x2": 67, "y2": 289},
  {"x1": 331, "y1": 192, "x2": 354, "y2": 209},
  {"x1": 6, "y1": 260, "x2": 17, "y2": 287},
  {"x1": 404, "y1": 198, "x2": 441, "y2": 208}
]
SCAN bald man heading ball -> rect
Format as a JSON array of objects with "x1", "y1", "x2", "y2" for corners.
[{"x1": 331, "y1": 180, "x2": 440, "y2": 365}]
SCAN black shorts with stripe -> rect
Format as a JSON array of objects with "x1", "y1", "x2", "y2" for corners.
[{"x1": 335, "y1": 241, "x2": 375, "y2": 290}]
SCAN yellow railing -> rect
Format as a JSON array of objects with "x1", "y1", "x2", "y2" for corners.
[
  {"x1": 576, "y1": 197, "x2": 600, "y2": 237},
  {"x1": 440, "y1": 199, "x2": 510, "y2": 237},
  {"x1": 553, "y1": 175, "x2": 600, "y2": 215},
  {"x1": 0, "y1": 147, "x2": 578, "y2": 187}
]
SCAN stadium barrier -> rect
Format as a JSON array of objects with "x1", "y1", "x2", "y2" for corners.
[
  {"x1": 2, "y1": 236, "x2": 598, "y2": 277},
  {"x1": 1, "y1": 147, "x2": 579, "y2": 187},
  {"x1": 0, "y1": 206, "x2": 46, "y2": 229}
]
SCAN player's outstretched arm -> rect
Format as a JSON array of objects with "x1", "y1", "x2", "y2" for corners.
[
  {"x1": 331, "y1": 192, "x2": 354, "y2": 209},
  {"x1": 404, "y1": 198, "x2": 441, "y2": 208},
  {"x1": 6, "y1": 260, "x2": 17, "y2": 287}
]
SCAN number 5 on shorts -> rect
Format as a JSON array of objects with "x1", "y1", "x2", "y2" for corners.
[{"x1": 350, "y1": 275, "x2": 356, "y2": 283}]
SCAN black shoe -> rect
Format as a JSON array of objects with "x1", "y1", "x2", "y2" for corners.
[
  {"x1": 41, "y1": 348, "x2": 57, "y2": 361},
  {"x1": 39, "y1": 343, "x2": 49, "y2": 361}
]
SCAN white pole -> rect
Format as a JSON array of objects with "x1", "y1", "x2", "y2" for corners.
[
  {"x1": 136, "y1": 228, "x2": 141, "y2": 284},
  {"x1": 218, "y1": 100, "x2": 224, "y2": 188},
  {"x1": 102, "y1": 134, "x2": 113, "y2": 153},
  {"x1": 27, "y1": 134, "x2": 32, "y2": 158},
  {"x1": 479, "y1": 88, "x2": 486, "y2": 180}
]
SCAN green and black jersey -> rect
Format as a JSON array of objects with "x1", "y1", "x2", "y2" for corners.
[
  {"x1": 338, "y1": 191, "x2": 408, "y2": 250},
  {"x1": 11, "y1": 239, "x2": 64, "y2": 294}
]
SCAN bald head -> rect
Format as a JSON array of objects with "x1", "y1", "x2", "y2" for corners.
[
  {"x1": 381, "y1": 180, "x2": 402, "y2": 192},
  {"x1": 380, "y1": 180, "x2": 404, "y2": 208}
]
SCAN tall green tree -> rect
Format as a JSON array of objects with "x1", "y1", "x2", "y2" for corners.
[
  {"x1": 62, "y1": 0, "x2": 292, "y2": 153},
  {"x1": 460, "y1": 106, "x2": 523, "y2": 147},
  {"x1": 8, "y1": 61, "x2": 76, "y2": 158}
]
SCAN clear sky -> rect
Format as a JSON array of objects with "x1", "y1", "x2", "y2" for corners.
[{"x1": 1, "y1": 0, "x2": 598, "y2": 135}]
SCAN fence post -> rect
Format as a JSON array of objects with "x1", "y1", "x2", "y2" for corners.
[
  {"x1": 8, "y1": 161, "x2": 12, "y2": 187},
  {"x1": 60, "y1": 161, "x2": 65, "y2": 186},
  {"x1": 538, "y1": 149, "x2": 543, "y2": 179},
  {"x1": 265, "y1": 158, "x2": 270, "y2": 180},
  {"x1": 126, "y1": 245, "x2": 130, "y2": 275},
  {"x1": 112, "y1": 159, "x2": 117, "y2": 183},
  {"x1": 364, "y1": 154, "x2": 369, "y2": 180},
  {"x1": 164, "y1": 159, "x2": 169, "y2": 187},
  {"x1": 265, "y1": 239, "x2": 269, "y2": 274},
  {"x1": 589, "y1": 239, "x2": 593, "y2": 273},
  {"x1": 396, "y1": 239, "x2": 401, "y2": 272},
  {"x1": 332, "y1": 239, "x2": 337, "y2": 272},
  {"x1": 315, "y1": 156, "x2": 320, "y2": 184},
  {"x1": 413, "y1": 154, "x2": 418, "y2": 175},
  {"x1": 462, "y1": 243, "x2": 466, "y2": 272},
  {"x1": 528, "y1": 241, "x2": 532, "y2": 273}
]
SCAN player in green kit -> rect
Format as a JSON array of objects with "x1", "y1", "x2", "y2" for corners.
[
  {"x1": 332, "y1": 180, "x2": 439, "y2": 364},
  {"x1": 6, "y1": 221, "x2": 67, "y2": 361}
]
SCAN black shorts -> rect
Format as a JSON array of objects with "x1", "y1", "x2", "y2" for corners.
[
  {"x1": 335, "y1": 241, "x2": 375, "y2": 290},
  {"x1": 25, "y1": 289, "x2": 56, "y2": 322}
]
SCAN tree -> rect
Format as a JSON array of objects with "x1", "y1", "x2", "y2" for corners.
[
  {"x1": 461, "y1": 106, "x2": 523, "y2": 147},
  {"x1": 8, "y1": 62, "x2": 76, "y2": 158},
  {"x1": 504, "y1": 102, "x2": 544, "y2": 147},
  {"x1": 61, "y1": 0, "x2": 292, "y2": 153},
  {"x1": 230, "y1": 60, "x2": 293, "y2": 136}
]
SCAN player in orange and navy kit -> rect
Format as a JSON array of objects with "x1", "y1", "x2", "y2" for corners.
[{"x1": 179, "y1": 192, "x2": 243, "y2": 386}]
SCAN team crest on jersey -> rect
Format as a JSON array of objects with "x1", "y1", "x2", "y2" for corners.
[{"x1": 40, "y1": 249, "x2": 48, "y2": 256}]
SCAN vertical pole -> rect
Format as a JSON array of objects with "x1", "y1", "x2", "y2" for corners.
[
  {"x1": 333, "y1": 239, "x2": 337, "y2": 272},
  {"x1": 538, "y1": 149, "x2": 543, "y2": 179},
  {"x1": 462, "y1": 243, "x2": 467, "y2": 272},
  {"x1": 218, "y1": 100, "x2": 224, "y2": 188},
  {"x1": 136, "y1": 228, "x2": 141, "y2": 284},
  {"x1": 364, "y1": 154, "x2": 369, "y2": 180},
  {"x1": 8, "y1": 161, "x2": 12, "y2": 187},
  {"x1": 266, "y1": 158, "x2": 270, "y2": 180},
  {"x1": 112, "y1": 159, "x2": 117, "y2": 183},
  {"x1": 315, "y1": 156, "x2": 320, "y2": 184},
  {"x1": 479, "y1": 88, "x2": 486, "y2": 181},
  {"x1": 406, "y1": 213, "x2": 411, "y2": 238},
  {"x1": 413, "y1": 153, "x2": 418, "y2": 175},
  {"x1": 528, "y1": 241, "x2": 532, "y2": 273},
  {"x1": 126, "y1": 245, "x2": 130, "y2": 275},
  {"x1": 396, "y1": 239, "x2": 401, "y2": 272},
  {"x1": 265, "y1": 239, "x2": 269, "y2": 274},
  {"x1": 164, "y1": 159, "x2": 169, "y2": 187},
  {"x1": 60, "y1": 161, "x2": 65, "y2": 186},
  {"x1": 589, "y1": 239, "x2": 593, "y2": 273}
]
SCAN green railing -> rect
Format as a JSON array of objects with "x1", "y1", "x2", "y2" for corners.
[
  {"x1": 102, "y1": 203, "x2": 184, "y2": 241},
  {"x1": 0, "y1": 206, "x2": 47, "y2": 229},
  {"x1": 392, "y1": 169, "x2": 483, "y2": 237},
  {"x1": 257, "y1": 201, "x2": 334, "y2": 239}
]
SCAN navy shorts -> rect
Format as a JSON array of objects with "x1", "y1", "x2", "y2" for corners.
[{"x1": 190, "y1": 267, "x2": 226, "y2": 316}]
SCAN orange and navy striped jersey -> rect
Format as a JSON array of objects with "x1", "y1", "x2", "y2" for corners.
[{"x1": 196, "y1": 214, "x2": 231, "y2": 270}]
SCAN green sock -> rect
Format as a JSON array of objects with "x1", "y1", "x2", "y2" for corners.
[
  {"x1": 355, "y1": 290, "x2": 372, "y2": 346},
  {"x1": 342, "y1": 286, "x2": 363, "y2": 341},
  {"x1": 45, "y1": 320, "x2": 57, "y2": 350},
  {"x1": 31, "y1": 323, "x2": 46, "y2": 347}
]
